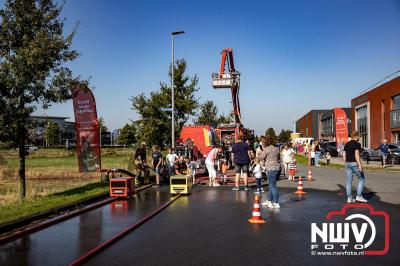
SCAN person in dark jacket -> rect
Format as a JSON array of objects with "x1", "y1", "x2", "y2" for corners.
[
  {"x1": 231, "y1": 135, "x2": 251, "y2": 191},
  {"x1": 134, "y1": 142, "x2": 149, "y2": 183},
  {"x1": 379, "y1": 139, "x2": 390, "y2": 167}
]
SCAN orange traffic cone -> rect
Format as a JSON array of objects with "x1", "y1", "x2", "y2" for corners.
[
  {"x1": 248, "y1": 195, "x2": 266, "y2": 224},
  {"x1": 294, "y1": 176, "x2": 307, "y2": 194},
  {"x1": 307, "y1": 167, "x2": 314, "y2": 181}
]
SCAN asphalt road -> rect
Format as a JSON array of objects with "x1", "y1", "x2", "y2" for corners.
[
  {"x1": 0, "y1": 188, "x2": 174, "y2": 266},
  {"x1": 291, "y1": 165, "x2": 400, "y2": 204},
  {"x1": 86, "y1": 185, "x2": 400, "y2": 266},
  {"x1": 0, "y1": 167, "x2": 399, "y2": 266}
]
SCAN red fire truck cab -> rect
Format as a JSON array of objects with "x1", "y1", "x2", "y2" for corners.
[
  {"x1": 178, "y1": 125, "x2": 217, "y2": 159},
  {"x1": 176, "y1": 125, "x2": 218, "y2": 175}
]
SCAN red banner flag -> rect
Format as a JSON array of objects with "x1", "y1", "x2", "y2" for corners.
[
  {"x1": 72, "y1": 86, "x2": 101, "y2": 172},
  {"x1": 333, "y1": 108, "x2": 349, "y2": 156}
]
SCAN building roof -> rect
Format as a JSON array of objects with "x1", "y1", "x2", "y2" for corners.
[
  {"x1": 30, "y1": 115, "x2": 70, "y2": 120},
  {"x1": 358, "y1": 71, "x2": 400, "y2": 96},
  {"x1": 321, "y1": 108, "x2": 352, "y2": 120},
  {"x1": 297, "y1": 109, "x2": 330, "y2": 121}
]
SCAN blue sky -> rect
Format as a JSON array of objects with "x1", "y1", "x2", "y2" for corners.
[{"x1": 3, "y1": 0, "x2": 400, "y2": 134}]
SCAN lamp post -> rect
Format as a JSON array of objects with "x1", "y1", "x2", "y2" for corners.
[{"x1": 171, "y1": 31, "x2": 185, "y2": 148}]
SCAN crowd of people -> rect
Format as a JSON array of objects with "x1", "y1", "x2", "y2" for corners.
[
  {"x1": 292, "y1": 139, "x2": 324, "y2": 166},
  {"x1": 134, "y1": 143, "x2": 196, "y2": 187},
  {"x1": 133, "y1": 130, "x2": 369, "y2": 207}
]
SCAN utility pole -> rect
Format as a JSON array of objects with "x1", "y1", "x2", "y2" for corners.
[
  {"x1": 293, "y1": 115, "x2": 296, "y2": 132},
  {"x1": 171, "y1": 31, "x2": 185, "y2": 148}
]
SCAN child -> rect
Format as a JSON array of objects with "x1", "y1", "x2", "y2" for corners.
[
  {"x1": 220, "y1": 158, "x2": 228, "y2": 185},
  {"x1": 326, "y1": 152, "x2": 331, "y2": 165},
  {"x1": 185, "y1": 158, "x2": 196, "y2": 184},
  {"x1": 310, "y1": 150, "x2": 315, "y2": 166},
  {"x1": 248, "y1": 150, "x2": 256, "y2": 177},
  {"x1": 288, "y1": 153, "x2": 297, "y2": 181},
  {"x1": 252, "y1": 158, "x2": 263, "y2": 193}
]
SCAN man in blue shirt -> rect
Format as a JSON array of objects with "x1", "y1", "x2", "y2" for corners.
[
  {"x1": 379, "y1": 139, "x2": 390, "y2": 167},
  {"x1": 231, "y1": 136, "x2": 251, "y2": 191}
]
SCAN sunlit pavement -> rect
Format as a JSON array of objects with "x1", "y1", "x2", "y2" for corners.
[
  {"x1": 1, "y1": 170, "x2": 399, "y2": 266},
  {"x1": 288, "y1": 165, "x2": 400, "y2": 204},
  {"x1": 86, "y1": 185, "x2": 399, "y2": 266}
]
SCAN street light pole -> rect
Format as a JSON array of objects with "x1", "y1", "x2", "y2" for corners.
[{"x1": 171, "y1": 31, "x2": 185, "y2": 148}]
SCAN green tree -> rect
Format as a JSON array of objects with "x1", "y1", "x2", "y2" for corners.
[
  {"x1": 278, "y1": 129, "x2": 293, "y2": 143},
  {"x1": 118, "y1": 123, "x2": 137, "y2": 146},
  {"x1": 195, "y1": 100, "x2": 219, "y2": 127},
  {"x1": 131, "y1": 59, "x2": 199, "y2": 147},
  {"x1": 0, "y1": 0, "x2": 84, "y2": 199},
  {"x1": 45, "y1": 121, "x2": 60, "y2": 146},
  {"x1": 265, "y1": 128, "x2": 276, "y2": 139},
  {"x1": 131, "y1": 91, "x2": 172, "y2": 147},
  {"x1": 98, "y1": 116, "x2": 108, "y2": 134},
  {"x1": 217, "y1": 112, "x2": 233, "y2": 125},
  {"x1": 195, "y1": 101, "x2": 233, "y2": 127}
]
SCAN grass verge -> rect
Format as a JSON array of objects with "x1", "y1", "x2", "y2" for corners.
[{"x1": 0, "y1": 181, "x2": 109, "y2": 225}]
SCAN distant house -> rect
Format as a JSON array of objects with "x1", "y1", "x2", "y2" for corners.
[
  {"x1": 101, "y1": 131, "x2": 112, "y2": 146},
  {"x1": 112, "y1": 129, "x2": 121, "y2": 145}
]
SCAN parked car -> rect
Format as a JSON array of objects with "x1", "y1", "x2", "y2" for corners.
[
  {"x1": 361, "y1": 147, "x2": 381, "y2": 161},
  {"x1": 321, "y1": 141, "x2": 338, "y2": 157},
  {"x1": 388, "y1": 144, "x2": 400, "y2": 164},
  {"x1": 361, "y1": 143, "x2": 400, "y2": 164},
  {"x1": 25, "y1": 145, "x2": 38, "y2": 153}
]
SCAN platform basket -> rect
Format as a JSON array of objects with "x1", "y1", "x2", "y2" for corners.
[{"x1": 211, "y1": 73, "x2": 240, "y2": 89}]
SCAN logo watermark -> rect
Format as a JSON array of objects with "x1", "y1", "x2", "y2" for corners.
[{"x1": 310, "y1": 204, "x2": 389, "y2": 256}]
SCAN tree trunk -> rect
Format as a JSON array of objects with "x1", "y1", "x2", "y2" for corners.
[{"x1": 18, "y1": 126, "x2": 26, "y2": 200}]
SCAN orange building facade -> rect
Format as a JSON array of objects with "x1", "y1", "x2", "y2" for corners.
[{"x1": 351, "y1": 74, "x2": 400, "y2": 148}]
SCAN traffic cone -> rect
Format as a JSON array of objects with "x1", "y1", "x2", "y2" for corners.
[
  {"x1": 294, "y1": 176, "x2": 307, "y2": 194},
  {"x1": 248, "y1": 195, "x2": 266, "y2": 224},
  {"x1": 307, "y1": 167, "x2": 314, "y2": 181}
]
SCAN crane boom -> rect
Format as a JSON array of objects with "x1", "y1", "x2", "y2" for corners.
[
  {"x1": 219, "y1": 48, "x2": 235, "y2": 75},
  {"x1": 211, "y1": 48, "x2": 242, "y2": 126}
]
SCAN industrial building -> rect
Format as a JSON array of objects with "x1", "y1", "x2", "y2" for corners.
[
  {"x1": 29, "y1": 115, "x2": 113, "y2": 147},
  {"x1": 29, "y1": 116, "x2": 76, "y2": 147},
  {"x1": 319, "y1": 108, "x2": 352, "y2": 141},
  {"x1": 295, "y1": 110, "x2": 330, "y2": 139}
]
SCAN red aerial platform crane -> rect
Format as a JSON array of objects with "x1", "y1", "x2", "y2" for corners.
[
  {"x1": 211, "y1": 48, "x2": 242, "y2": 126},
  {"x1": 211, "y1": 48, "x2": 254, "y2": 167},
  {"x1": 176, "y1": 48, "x2": 253, "y2": 170}
]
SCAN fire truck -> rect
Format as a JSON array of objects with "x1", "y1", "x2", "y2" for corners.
[
  {"x1": 177, "y1": 48, "x2": 253, "y2": 169},
  {"x1": 175, "y1": 125, "x2": 217, "y2": 174},
  {"x1": 176, "y1": 125, "x2": 216, "y2": 160}
]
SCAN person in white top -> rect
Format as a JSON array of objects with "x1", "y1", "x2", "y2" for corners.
[
  {"x1": 252, "y1": 158, "x2": 263, "y2": 194},
  {"x1": 165, "y1": 147, "x2": 178, "y2": 177},
  {"x1": 288, "y1": 153, "x2": 297, "y2": 181},
  {"x1": 256, "y1": 140, "x2": 265, "y2": 168},
  {"x1": 281, "y1": 144, "x2": 294, "y2": 177},
  {"x1": 205, "y1": 147, "x2": 222, "y2": 186},
  {"x1": 309, "y1": 141, "x2": 316, "y2": 166}
]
